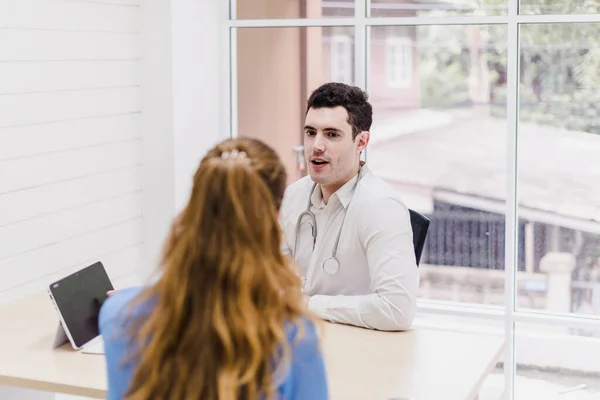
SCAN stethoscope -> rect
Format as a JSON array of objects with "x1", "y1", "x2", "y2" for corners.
[{"x1": 292, "y1": 166, "x2": 364, "y2": 276}]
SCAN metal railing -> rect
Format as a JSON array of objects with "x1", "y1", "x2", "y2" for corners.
[{"x1": 422, "y1": 209, "x2": 511, "y2": 270}]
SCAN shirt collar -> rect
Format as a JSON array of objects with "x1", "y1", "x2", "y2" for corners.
[
  {"x1": 310, "y1": 183, "x2": 326, "y2": 209},
  {"x1": 309, "y1": 163, "x2": 370, "y2": 209}
]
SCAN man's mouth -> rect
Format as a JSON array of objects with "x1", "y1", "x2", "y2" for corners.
[{"x1": 311, "y1": 159, "x2": 329, "y2": 165}]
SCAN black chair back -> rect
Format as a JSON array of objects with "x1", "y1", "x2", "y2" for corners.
[{"x1": 409, "y1": 209, "x2": 430, "y2": 266}]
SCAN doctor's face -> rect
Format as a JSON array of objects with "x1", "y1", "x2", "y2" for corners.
[{"x1": 303, "y1": 106, "x2": 369, "y2": 192}]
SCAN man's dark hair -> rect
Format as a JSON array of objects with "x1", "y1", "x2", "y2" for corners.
[{"x1": 306, "y1": 82, "x2": 373, "y2": 140}]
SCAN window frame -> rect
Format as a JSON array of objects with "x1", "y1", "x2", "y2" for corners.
[{"x1": 222, "y1": 2, "x2": 600, "y2": 398}]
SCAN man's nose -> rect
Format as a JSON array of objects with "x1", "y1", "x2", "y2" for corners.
[{"x1": 313, "y1": 134, "x2": 326, "y2": 152}]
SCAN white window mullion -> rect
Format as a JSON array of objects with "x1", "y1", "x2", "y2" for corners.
[
  {"x1": 230, "y1": 28, "x2": 238, "y2": 138},
  {"x1": 221, "y1": 0, "x2": 233, "y2": 138},
  {"x1": 227, "y1": 16, "x2": 508, "y2": 28},
  {"x1": 504, "y1": 0, "x2": 520, "y2": 396},
  {"x1": 354, "y1": 0, "x2": 367, "y2": 90},
  {"x1": 357, "y1": 0, "x2": 368, "y2": 164},
  {"x1": 226, "y1": 14, "x2": 600, "y2": 30},
  {"x1": 517, "y1": 13, "x2": 600, "y2": 24},
  {"x1": 228, "y1": 17, "x2": 356, "y2": 28},
  {"x1": 229, "y1": 0, "x2": 236, "y2": 20}
]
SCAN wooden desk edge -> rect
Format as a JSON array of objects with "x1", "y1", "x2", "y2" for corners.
[{"x1": 0, "y1": 374, "x2": 105, "y2": 399}]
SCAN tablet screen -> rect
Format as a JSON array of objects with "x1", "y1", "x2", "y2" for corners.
[{"x1": 48, "y1": 261, "x2": 114, "y2": 348}]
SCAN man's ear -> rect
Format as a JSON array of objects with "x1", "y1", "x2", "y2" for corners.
[{"x1": 356, "y1": 131, "x2": 370, "y2": 152}]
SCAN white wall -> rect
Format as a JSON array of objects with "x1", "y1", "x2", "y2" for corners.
[
  {"x1": 0, "y1": 0, "x2": 141, "y2": 398},
  {"x1": 171, "y1": 0, "x2": 226, "y2": 212},
  {"x1": 0, "y1": 0, "x2": 143, "y2": 303},
  {"x1": 0, "y1": 0, "x2": 226, "y2": 305},
  {"x1": 141, "y1": 0, "x2": 227, "y2": 278},
  {"x1": 0, "y1": 0, "x2": 224, "y2": 398}
]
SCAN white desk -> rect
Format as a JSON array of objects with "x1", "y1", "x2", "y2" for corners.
[{"x1": 0, "y1": 293, "x2": 504, "y2": 399}]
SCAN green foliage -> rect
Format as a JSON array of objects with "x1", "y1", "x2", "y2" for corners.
[
  {"x1": 417, "y1": 26, "x2": 472, "y2": 108},
  {"x1": 517, "y1": 0, "x2": 600, "y2": 14},
  {"x1": 417, "y1": 8, "x2": 600, "y2": 134},
  {"x1": 418, "y1": 32, "x2": 470, "y2": 107}
]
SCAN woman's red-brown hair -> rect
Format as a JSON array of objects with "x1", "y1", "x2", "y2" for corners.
[{"x1": 123, "y1": 138, "x2": 312, "y2": 400}]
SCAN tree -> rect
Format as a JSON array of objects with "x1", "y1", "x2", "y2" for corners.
[{"x1": 417, "y1": 2, "x2": 600, "y2": 134}]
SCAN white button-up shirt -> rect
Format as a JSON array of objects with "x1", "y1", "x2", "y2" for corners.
[{"x1": 280, "y1": 164, "x2": 419, "y2": 331}]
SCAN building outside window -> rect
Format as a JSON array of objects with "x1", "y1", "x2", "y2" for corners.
[
  {"x1": 330, "y1": 34, "x2": 353, "y2": 84},
  {"x1": 385, "y1": 35, "x2": 412, "y2": 88}
]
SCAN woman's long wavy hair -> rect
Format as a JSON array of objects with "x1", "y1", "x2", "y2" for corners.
[{"x1": 123, "y1": 138, "x2": 312, "y2": 400}]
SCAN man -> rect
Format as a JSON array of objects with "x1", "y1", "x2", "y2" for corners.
[{"x1": 279, "y1": 82, "x2": 419, "y2": 331}]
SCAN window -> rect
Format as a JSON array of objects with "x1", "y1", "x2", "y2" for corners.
[
  {"x1": 329, "y1": 35, "x2": 353, "y2": 85},
  {"x1": 385, "y1": 36, "x2": 412, "y2": 88},
  {"x1": 228, "y1": 1, "x2": 600, "y2": 398}
]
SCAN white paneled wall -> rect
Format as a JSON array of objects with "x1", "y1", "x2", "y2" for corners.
[
  {"x1": 0, "y1": 0, "x2": 143, "y2": 306},
  {"x1": 0, "y1": 0, "x2": 224, "y2": 397}
]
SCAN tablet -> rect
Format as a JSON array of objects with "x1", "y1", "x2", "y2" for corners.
[{"x1": 48, "y1": 261, "x2": 114, "y2": 350}]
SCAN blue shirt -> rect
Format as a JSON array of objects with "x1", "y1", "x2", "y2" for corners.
[{"x1": 99, "y1": 287, "x2": 329, "y2": 400}]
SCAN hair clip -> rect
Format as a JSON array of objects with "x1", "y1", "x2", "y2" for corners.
[{"x1": 220, "y1": 149, "x2": 249, "y2": 163}]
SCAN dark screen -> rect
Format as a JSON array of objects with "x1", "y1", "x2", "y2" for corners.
[{"x1": 49, "y1": 261, "x2": 114, "y2": 348}]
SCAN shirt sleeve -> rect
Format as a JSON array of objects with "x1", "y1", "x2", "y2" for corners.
[{"x1": 308, "y1": 197, "x2": 419, "y2": 331}]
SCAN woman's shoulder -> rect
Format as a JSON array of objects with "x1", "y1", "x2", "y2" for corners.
[
  {"x1": 99, "y1": 286, "x2": 149, "y2": 334},
  {"x1": 278, "y1": 317, "x2": 328, "y2": 399},
  {"x1": 286, "y1": 316, "x2": 317, "y2": 337},
  {"x1": 285, "y1": 317, "x2": 321, "y2": 355}
]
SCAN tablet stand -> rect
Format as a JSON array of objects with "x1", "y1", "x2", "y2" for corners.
[{"x1": 52, "y1": 322, "x2": 70, "y2": 349}]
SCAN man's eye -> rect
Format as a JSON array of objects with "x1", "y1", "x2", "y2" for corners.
[
  {"x1": 328, "y1": 132, "x2": 339, "y2": 138},
  {"x1": 305, "y1": 131, "x2": 315, "y2": 136}
]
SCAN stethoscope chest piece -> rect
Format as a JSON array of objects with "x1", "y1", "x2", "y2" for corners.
[
  {"x1": 322, "y1": 257, "x2": 340, "y2": 275},
  {"x1": 293, "y1": 165, "x2": 365, "y2": 277}
]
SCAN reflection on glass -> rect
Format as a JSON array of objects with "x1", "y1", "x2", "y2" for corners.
[
  {"x1": 519, "y1": 0, "x2": 600, "y2": 15},
  {"x1": 236, "y1": 27, "x2": 354, "y2": 184},
  {"x1": 235, "y1": 0, "x2": 354, "y2": 19},
  {"x1": 368, "y1": 25, "x2": 508, "y2": 305},
  {"x1": 370, "y1": 0, "x2": 507, "y2": 17},
  {"x1": 516, "y1": 24, "x2": 600, "y2": 318},
  {"x1": 515, "y1": 322, "x2": 600, "y2": 398}
]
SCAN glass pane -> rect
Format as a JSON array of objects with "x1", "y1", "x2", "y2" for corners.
[
  {"x1": 519, "y1": 0, "x2": 600, "y2": 15},
  {"x1": 516, "y1": 322, "x2": 600, "y2": 398},
  {"x1": 368, "y1": 25, "x2": 508, "y2": 305},
  {"x1": 516, "y1": 24, "x2": 600, "y2": 318},
  {"x1": 235, "y1": 0, "x2": 354, "y2": 19},
  {"x1": 416, "y1": 313, "x2": 506, "y2": 398},
  {"x1": 370, "y1": 0, "x2": 507, "y2": 17},
  {"x1": 236, "y1": 27, "x2": 355, "y2": 183}
]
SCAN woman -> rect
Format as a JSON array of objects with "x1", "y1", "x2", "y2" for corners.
[{"x1": 99, "y1": 138, "x2": 328, "y2": 400}]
